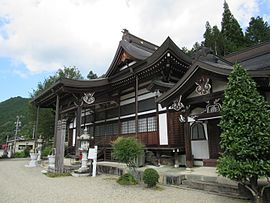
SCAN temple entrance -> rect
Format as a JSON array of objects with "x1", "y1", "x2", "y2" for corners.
[{"x1": 207, "y1": 119, "x2": 221, "y2": 159}]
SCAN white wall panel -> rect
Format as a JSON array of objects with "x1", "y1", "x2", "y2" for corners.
[{"x1": 159, "y1": 113, "x2": 168, "y2": 145}]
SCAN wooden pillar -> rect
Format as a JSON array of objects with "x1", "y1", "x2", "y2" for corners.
[
  {"x1": 34, "y1": 106, "x2": 40, "y2": 148},
  {"x1": 184, "y1": 122, "x2": 193, "y2": 168},
  {"x1": 75, "y1": 105, "x2": 82, "y2": 155},
  {"x1": 135, "y1": 75, "x2": 139, "y2": 138},
  {"x1": 118, "y1": 94, "x2": 121, "y2": 136},
  {"x1": 54, "y1": 95, "x2": 60, "y2": 148}
]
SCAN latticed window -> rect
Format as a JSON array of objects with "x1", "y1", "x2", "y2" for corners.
[
  {"x1": 147, "y1": 116, "x2": 157, "y2": 132},
  {"x1": 129, "y1": 120, "x2": 136, "y2": 133},
  {"x1": 138, "y1": 118, "x2": 147, "y2": 132},
  {"x1": 121, "y1": 121, "x2": 128, "y2": 134},
  {"x1": 106, "y1": 123, "x2": 114, "y2": 135},
  {"x1": 191, "y1": 123, "x2": 206, "y2": 140}
]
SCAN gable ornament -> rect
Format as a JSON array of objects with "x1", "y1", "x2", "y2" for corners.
[
  {"x1": 195, "y1": 76, "x2": 211, "y2": 95},
  {"x1": 82, "y1": 92, "x2": 95, "y2": 105}
]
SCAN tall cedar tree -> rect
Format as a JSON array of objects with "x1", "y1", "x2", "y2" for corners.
[
  {"x1": 221, "y1": 1, "x2": 245, "y2": 55},
  {"x1": 31, "y1": 66, "x2": 83, "y2": 142},
  {"x1": 87, "y1": 70, "x2": 98, "y2": 79},
  {"x1": 245, "y1": 16, "x2": 270, "y2": 46},
  {"x1": 217, "y1": 64, "x2": 270, "y2": 202},
  {"x1": 203, "y1": 21, "x2": 223, "y2": 55}
]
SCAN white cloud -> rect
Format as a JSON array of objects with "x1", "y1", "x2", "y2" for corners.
[{"x1": 0, "y1": 0, "x2": 266, "y2": 76}]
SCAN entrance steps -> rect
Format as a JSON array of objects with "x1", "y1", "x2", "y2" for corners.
[{"x1": 96, "y1": 162, "x2": 249, "y2": 200}]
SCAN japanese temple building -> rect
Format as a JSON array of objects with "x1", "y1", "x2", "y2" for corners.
[{"x1": 32, "y1": 30, "x2": 270, "y2": 171}]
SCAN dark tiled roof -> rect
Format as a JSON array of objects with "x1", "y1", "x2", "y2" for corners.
[
  {"x1": 225, "y1": 41, "x2": 270, "y2": 70},
  {"x1": 239, "y1": 53, "x2": 270, "y2": 70}
]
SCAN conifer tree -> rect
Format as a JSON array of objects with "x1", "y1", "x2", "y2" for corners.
[
  {"x1": 221, "y1": 1, "x2": 245, "y2": 54},
  {"x1": 218, "y1": 64, "x2": 270, "y2": 203},
  {"x1": 245, "y1": 16, "x2": 270, "y2": 46}
]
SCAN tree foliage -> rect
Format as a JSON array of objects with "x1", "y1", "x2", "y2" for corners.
[
  {"x1": 221, "y1": 1, "x2": 245, "y2": 54},
  {"x1": 217, "y1": 64, "x2": 270, "y2": 202},
  {"x1": 31, "y1": 66, "x2": 83, "y2": 98},
  {"x1": 203, "y1": 22, "x2": 224, "y2": 55},
  {"x1": 31, "y1": 66, "x2": 84, "y2": 142},
  {"x1": 201, "y1": 2, "x2": 270, "y2": 56},
  {"x1": 245, "y1": 16, "x2": 270, "y2": 45},
  {"x1": 112, "y1": 137, "x2": 144, "y2": 168},
  {"x1": 0, "y1": 97, "x2": 32, "y2": 144},
  {"x1": 87, "y1": 70, "x2": 98, "y2": 79}
]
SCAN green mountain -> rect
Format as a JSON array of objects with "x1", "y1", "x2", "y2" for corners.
[{"x1": 0, "y1": 97, "x2": 32, "y2": 144}]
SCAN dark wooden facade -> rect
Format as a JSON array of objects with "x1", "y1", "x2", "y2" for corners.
[
  {"x1": 158, "y1": 45, "x2": 270, "y2": 167},
  {"x1": 32, "y1": 31, "x2": 270, "y2": 168},
  {"x1": 32, "y1": 30, "x2": 192, "y2": 167}
]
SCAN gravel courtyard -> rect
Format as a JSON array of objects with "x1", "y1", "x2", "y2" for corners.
[{"x1": 0, "y1": 159, "x2": 249, "y2": 203}]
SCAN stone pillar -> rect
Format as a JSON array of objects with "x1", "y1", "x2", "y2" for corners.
[{"x1": 55, "y1": 119, "x2": 66, "y2": 173}]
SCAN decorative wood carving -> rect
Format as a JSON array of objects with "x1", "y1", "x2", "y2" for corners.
[
  {"x1": 195, "y1": 76, "x2": 211, "y2": 95},
  {"x1": 171, "y1": 95, "x2": 185, "y2": 111},
  {"x1": 206, "y1": 99, "x2": 222, "y2": 113},
  {"x1": 82, "y1": 92, "x2": 95, "y2": 105}
]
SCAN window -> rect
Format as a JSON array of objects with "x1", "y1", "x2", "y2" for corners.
[
  {"x1": 138, "y1": 118, "x2": 147, "y2": 132},
  {"x1": 121, "y1": 121, "x2": 128, "y2": 134},
  {"x1": 191, "y1": 123, "x2": 206, "y2": 140},
  {"x1": 95, "y1": 122, "x2": 118, "y2": 136},
  {"x1": 135, "y1": 116, "x2": 158, "y2": 133},
  {"x1": 121, "y1": 119, "x2": 135, "y2": 134},
  {"x1": 147, "y1": 116, "x2": 157, "y2": 132}
]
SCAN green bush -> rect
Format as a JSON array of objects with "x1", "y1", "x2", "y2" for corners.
[
  {"x1": 143, "y1": 168, "x2": 159, "y2": 187},
  {"x1": 15, "y1": 151, "x2": 25, "y2": 158},
  {"x1": 23, "y1": 147, "x2": 31, "y2": 157},
  {"x1": 112, "y1": 137, "x2": 144, "y2": 168},
  {"x1": 117, "y1": 173, "x2": 138, "y2": 185},
  {"x1": 42, "y1": 146, "x2": 52, "y2": 157}
]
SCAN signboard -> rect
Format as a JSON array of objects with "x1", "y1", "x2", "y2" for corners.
[
  {"x1": 87, "y1": 146, "x2": 98, "y2": 177},
  {"x1": 88, "y1": 146, "x2": 98, "y2": 160}
]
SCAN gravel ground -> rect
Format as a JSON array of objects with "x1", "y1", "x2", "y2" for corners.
[{"x1": 0, "y1": 159, "x2": 249, "y2": 203}]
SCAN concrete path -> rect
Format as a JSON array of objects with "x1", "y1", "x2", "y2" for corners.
[{"x1": 0, "y1": 159, "x2": 250, "y2": 203}]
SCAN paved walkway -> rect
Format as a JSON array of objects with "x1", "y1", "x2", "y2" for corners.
[{"x1": 0, "y1": 159, "x2": 250, "y2": 203}]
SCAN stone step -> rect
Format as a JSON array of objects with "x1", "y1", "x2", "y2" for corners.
[
  {"x1": 96, "y1": 164, "x2": 249, "y2": 200},
  {"x1": 182, "y1": 179, "x2": 248, "y2": 200}
]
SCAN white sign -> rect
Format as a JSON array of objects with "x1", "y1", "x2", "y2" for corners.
[
  {"x1": 88, "y1": 146, "x2": 98, "y2": 177},
  {"x1": 88, "y1": 146, "x2": 98, "y2": 160}
]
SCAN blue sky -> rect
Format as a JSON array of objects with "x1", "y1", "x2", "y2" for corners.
[{"x1": 0, "y1": 0, "x2": 269, "y2": 102}]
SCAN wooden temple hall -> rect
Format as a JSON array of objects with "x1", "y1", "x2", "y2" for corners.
[{"x1": 32, "y1": 29, "x2": 270, "y2": 170}]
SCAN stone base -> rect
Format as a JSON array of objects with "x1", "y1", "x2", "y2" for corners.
[
  {"x1": 41, "y1": 170, "x2": 48, "y2": 174},
  {"x1": 25, "y1": 160, "x2": 38, "y2": 168},
  {"x1": 71, "y1": 172, "x2": 90, "y2": 177}
]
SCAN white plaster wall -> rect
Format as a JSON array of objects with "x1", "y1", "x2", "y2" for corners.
[
  {"x1": 159, "y1": 113, "x2": 168, "y2": 145},
  {"x1": 212, "y1": 80, "x2": 227, "y2": 93}
]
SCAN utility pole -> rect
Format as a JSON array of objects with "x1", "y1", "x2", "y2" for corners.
[{"x1": 14, "y1": 115, "x2": 21, "y2": 154}]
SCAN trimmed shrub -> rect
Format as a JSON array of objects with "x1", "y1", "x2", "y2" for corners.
[
  {"x1": 42, "y1": 146, "x2": 52, "y2": 157},
  {"x1": 15, "y1": 151, "x2": 25, "y2": 158},
  {"x1": 112, "y1": 137, "x2": 144, "y2": 168},
  {"x1": 117, "y1": 173, "x2": 138, "y2": 185},
  {"x1": 143, "y1": 168, "x2": 159, "y2": 187}
]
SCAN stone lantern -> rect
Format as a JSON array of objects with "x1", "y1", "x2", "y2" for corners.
[{"x1": 76, "y1": 128, "x2": 90, "y2": 173}]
